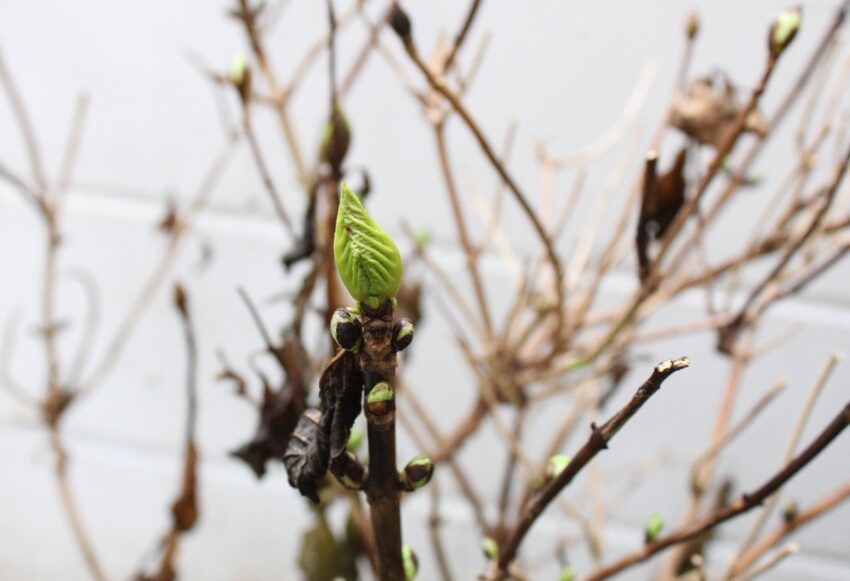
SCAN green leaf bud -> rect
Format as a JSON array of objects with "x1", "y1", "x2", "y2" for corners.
[
  {"x1": 402, "y1": 544, "x2": 418, "y2": 580},
  {"x1": 770, "y1": 7, "x2": 801, "y2": 58},
  {"x1": 560, "y1": 566, "x2": 576, "y2": 581},
  {"x1": 346, "y1": 427, "x2": 363, "y2": 453},
  {"x1": 645, "y1": 513, "x2": 664, "y2": 543},
  {"x1": 545, "y1": 454, "x2": 571, "y2": 481},
  {"x1": 481, "y1": 537, "x2": 499, "y2": 561},
  {"x1": 229, "y1": 53, "x2": 251, "y2": 102},
  {"x1": 334, "y1": 182, "x2": 403, "y2": 310}
]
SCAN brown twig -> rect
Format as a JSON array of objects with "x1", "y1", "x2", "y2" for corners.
[
  {"x1": 586, "y1": 396, "x2": 850, "y2": 580},
  {"x1": 496, "y1": 357, "x2": 690, "y2": 574}
]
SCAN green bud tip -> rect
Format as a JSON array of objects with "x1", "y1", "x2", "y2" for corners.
[
  {"x1": 415, "y1": 229, "x2": 432, "y2": 248},
  {"x1": 229, "y1": 53, "x2": 248, "y2": 85},
  {"x1": 367, "y1": 382, "x2": 394, "y2": 404},
  {"x1": 771, "y1": 7, "x2": 801, "y2": 57},
  {"x1": 481, "y1": 537, "x2": 499, "y2": 560},
  {"x1": 560, "y1": 566, "x2": 576, "y2": 581},
  {"x1": 347, "y1": 427, "x2": 363, "y2": 452},
  {"x1": 782, "y1": 500, "x2": 798, "y2": 521},
  {"x1": 402, "y1": 544, "x2": 418, "y2": 580},
  {"x1": 645, "y1": 513, "x2": 664, "y2": 541},
  {"x1": 334, "y1": 182, "x2": 403, "y2": 310},
  {"x1": 546, "y1": 454, "x2": 571, "y2": 479}
]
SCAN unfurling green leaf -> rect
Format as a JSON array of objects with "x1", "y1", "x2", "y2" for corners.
[
  {"x1": 559, "y1": 566, "x2": 576, "y2": 581},
  {"x1": 334, "y1": 182, "x2": 403, "y2": 309}
]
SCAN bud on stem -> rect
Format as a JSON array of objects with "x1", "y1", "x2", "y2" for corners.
[
  {"x1": 331, "y1": 307, "x2": 362, "y2": 351},
  {"x1": 393, "y1": 318, "x2": 414, "y2": 352},
  {"x1": 400, "y1": 455, "x2": 433, "y2": 491},
  {"x1": 402, "y1": 544, "x2": 418, "y2": 580},
  {"x1": 388, "y1": 3, "x2": 413, "y2": 45},
  {"x1": 645, "y1": 513, "x2": 664, "y2": 543},
  {"x1": 367, "y1": 382, "x2": 394, "y2": 416},
  {"x1": 769, "y1": 6, "x2": 801, "y2": 58},
  {"x1": 336, "y1": 451, "x2": 367, "y2": 490},
  {"x1": 481, "y1": 537, "x2": 499, "y2": 561},
  {"x1": 545, "y1": 454, "x2": 571, "y2": 481}
]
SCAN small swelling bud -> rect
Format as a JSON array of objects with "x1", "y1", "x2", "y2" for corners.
[
  {"x1": 366, "y1": 382, "x2": 394, "y2": 416},
  {"x1": 685, "y1": 12, "x2": 699, "y2": 40},
  {"x1": 402, "y1": 544, "x2": 418, "y2": 580},
  {"x1": 229, "y1": 53, "x2": 251, "y2": 103},
  {"x1": 388, "y1": 3, "x2": 413, "y2": 45},
  {"x1": 645, "y1": 513, "x2": 664, "y2": 543},
  {"x1": 481, "y1": 537, "x2": 499, "y2": 561},
  {"x1": 560, "y1": 566, "x2": 576, "y2": 581},
  {"x1": 782, "y1": 499, "x2": 798, "y2": 522},
  {"x1": 346, "y1": 427, "x2": 363, "y2": 452},
  {"x1": 401, "y1": 455, "x2": 433, "y2": 491},
  {"x1": 393, "y1": 318, "x2": 414, "y2": 352},
  {"x1": 320, "y1": 105, "x2": 351, "y2": 172},
  {"x1": 338, "y1": 451, "x2": 366, "y2": 490},
  {"x1": 545, "y1": 454, "x2": 571, "y2": 481},
  {"x1": 331, "y1": 308, "x2": 362, "y2": 350},
  {"x1": 769, "y1": 7, "x2": 801, "y2": 58}
]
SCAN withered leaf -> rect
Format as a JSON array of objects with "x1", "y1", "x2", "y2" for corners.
[
  {"x1": 284, "y1": 349, "x2": 364, "y2": 502},
  {"x1": 636, "y1": 146, "x2": 689, "y2": 281},
  {"x1": 319, "y1": 349, "x2": 364, "y2": 462},
  {"x1": 231, "y1": 332, "x2": 309, "y2": 478},
  {"x1": 670, "y1": 73, "x2": 766, "y2": 148},
  {"x1": 284, "y1": 409, "x2": 330, "y2": 503}
]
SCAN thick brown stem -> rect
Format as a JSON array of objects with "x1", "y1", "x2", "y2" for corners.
[{"x1": 361, "y1": 302, "x2": 404, "y2": 580}]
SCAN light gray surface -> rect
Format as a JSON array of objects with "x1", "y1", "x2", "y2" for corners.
[{"x1": 1, "y1": 1, "x2": 850, "y2": 579}]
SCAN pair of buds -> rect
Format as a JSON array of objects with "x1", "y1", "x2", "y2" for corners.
[
  {"x1": 334, "y1": 445, "x2": 434, "y2": 494},
  {"x1": 331, "y1": 307, "x2": 414, "y2": 353}
]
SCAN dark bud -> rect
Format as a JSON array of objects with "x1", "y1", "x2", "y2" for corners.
[
  {"x1": 388, "y1": 3, "x2": 413, "y2": 45},
  {"x1": 320, "y1": 105, "x2": 351, "y2": 175},
  {"x1": 336, "y1": 451, "x2": 367, "y2": 490},
  {"x1": 331, "y1": 308, "x2": 362, "y2": 351},
  {"x1": 173, "y1": 282, "x2": 189, "y2": 317},
  {"x1": 400, "y1": 455, "x2": 433, "y2": 491},
  {"x1": 392, "y1": 318, "x2": 414, "y2": 352},
  {"x1": 366, "y1": 382, "x2": 394, "y2": 416}
]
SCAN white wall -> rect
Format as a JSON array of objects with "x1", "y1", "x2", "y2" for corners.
[{"x1": 1, "y1": 1, "x2": 849, "y2": 579}]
